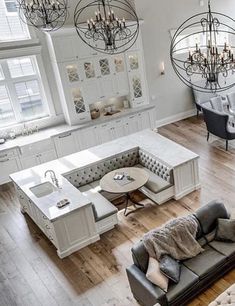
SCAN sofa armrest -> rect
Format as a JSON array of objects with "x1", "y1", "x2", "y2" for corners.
[{"x1": 126, "y1": 264, "x2": 167, "y2": 306}]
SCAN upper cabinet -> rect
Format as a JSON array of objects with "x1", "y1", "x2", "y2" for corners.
[{"x1": 46, "y1": 26, "x2": 149, "y2": 126}]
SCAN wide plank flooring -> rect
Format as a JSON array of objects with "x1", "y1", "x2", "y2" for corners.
[{"x1": 1, "y1": 115, "x2": 235, "y2": 306}]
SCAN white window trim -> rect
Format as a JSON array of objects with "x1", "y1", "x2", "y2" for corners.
[{"x1": 0, "y1": 45, "x2": 55, "y2": 129}]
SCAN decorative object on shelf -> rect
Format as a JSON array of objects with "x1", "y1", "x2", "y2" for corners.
[
  {"x1": 91, "y1": 108, "x2": 101, "y2": 119},
  {"x1": 74, "y1": 0, "x2": 139, "y2": 54},
  {"x1": 170, "y1": 0, "x2": 235, "y2": 93},
  {"x1": 17, "y1": 0, "x2": 68, "y2": 31}
]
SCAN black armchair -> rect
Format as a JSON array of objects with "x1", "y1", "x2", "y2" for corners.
[{"x1": 202, "y1": 106, "x2": 235, "y2": 151}]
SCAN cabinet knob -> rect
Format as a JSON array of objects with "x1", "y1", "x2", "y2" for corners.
[{"x1": 46, "y1": 225, "x2": 51, "y2": 230}]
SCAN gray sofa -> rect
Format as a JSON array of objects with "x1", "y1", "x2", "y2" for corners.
[
  {"x1": 64, "y1": 148, "x2": 174, "y2": 234},
  {"x1": 126, "y1": 200, "x2": 235, "y2": 306}
]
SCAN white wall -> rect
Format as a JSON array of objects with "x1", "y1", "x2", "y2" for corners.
[{"x1": 134, "y1": 0, "x2": 235, "y2": 121}]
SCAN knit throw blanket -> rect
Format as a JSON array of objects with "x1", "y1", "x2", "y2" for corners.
[{"x1": 143, "y1": 215, "x2": 204, "y2": 261}]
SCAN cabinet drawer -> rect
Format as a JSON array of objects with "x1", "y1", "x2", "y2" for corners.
[{"x1": 20, "y1": 139, "x2": 54, "y2": 156}]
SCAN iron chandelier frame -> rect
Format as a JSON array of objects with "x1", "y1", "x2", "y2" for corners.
[{"x1": 170, "y1": 0, "x2": 235, "y2": 93}]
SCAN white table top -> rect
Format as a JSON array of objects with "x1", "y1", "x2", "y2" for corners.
[{"x1": 100, "y1": 167, "x2": 149, "y2": 194}]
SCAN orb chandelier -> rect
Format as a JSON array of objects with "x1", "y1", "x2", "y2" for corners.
[
  {"x1": 17, "y1": 0, "x2": 68, "y2": 31},
  {"x1": 170, "y1": 0, "x2": 235, "y2": 93},
  {"x1": 74, "y1": 0, "x2": 139, "y2": 54}
]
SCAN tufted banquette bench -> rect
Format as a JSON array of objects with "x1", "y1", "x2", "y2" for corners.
[
  {"x1": 208, "y1": 284, "x2": 235, "y2": 306},
  {"x1": 64, "y1": 148, "x2": 174, "y2": 234}
]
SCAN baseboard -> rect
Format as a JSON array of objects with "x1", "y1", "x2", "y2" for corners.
[{"x1": 156, "y1": 108, "x2": 197, "y2": 128}]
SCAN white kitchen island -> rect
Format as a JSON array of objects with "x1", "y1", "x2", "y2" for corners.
[{"x1": 10, "y1": 129, "x2": 200, "y2": 258}]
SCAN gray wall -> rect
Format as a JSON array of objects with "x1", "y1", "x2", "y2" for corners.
[{"x1": 134, "y1": 0, "x2": 235, "y2": 121}]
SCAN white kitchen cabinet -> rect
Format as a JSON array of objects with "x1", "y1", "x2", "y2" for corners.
[
  {"x1": 126, "y1": 51, "x2": 147, "y2": 107},
  {"x1": 20, "y1": 139, "x2": 57, "y2": 170},
  {"x1": 53, "y1": 132, "x2": 79, "y2": 158},
  {"x1": 46, "y1": 27, "x2": 149, "y2": 126},
  {"x1": 99, "y1": 122, "x2": 113, "y2": 144},
  {"x1": 0, "y1": 150, "x2": 21, "y2": 184},
  {"x1": 39, "y1": 150, "x2": 57, "y2": 163},
  {"x1": 112, "y1": 54, "x2": 129, "y2": 96},
  {"x1": 125, "y1": 114, "x2": 140, "y2": 135},
  {"x1": 76, "y1": 125, "x2": 101, "y2": 150},
  {"x1": 20, "y1": 155, "x2": 39, "y2": 169},
  {"x1": 111, "y1": 119, "x2": 127, "y2": 138}
]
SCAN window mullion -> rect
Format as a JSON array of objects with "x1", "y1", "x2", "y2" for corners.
[{"x1": 1, "y1": 60, "x2": 22, "y2": 122}]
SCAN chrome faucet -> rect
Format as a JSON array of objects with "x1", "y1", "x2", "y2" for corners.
[{"x1": 44, "y1": 170, "x2": 60, "y2": 188}]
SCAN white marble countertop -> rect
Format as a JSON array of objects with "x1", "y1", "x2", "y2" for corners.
[
  {"x1": 0, "y1": 104, "x2": 155, "y2": 152},
  {"x1": 10, "y1": 129, "x2": 199, "y2": 222}
]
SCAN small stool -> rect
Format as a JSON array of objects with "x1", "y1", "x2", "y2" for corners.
[{"x1": 209, "y1": 284, "x2": 235, "y2": 305}]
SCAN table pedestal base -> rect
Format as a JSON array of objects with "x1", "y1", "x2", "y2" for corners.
[{"x1": 124, "y1": 193, "x2": 145, "y2": 216}]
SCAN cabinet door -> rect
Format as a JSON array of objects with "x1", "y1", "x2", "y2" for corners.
[
  {"x1": 69, "y1": 86, "x2": 91, "y2": 123},
  {"x1": 111, "y1": 119, "x2": 126, "y2": 139},
  {"x1": 62, "y1": 62, "x2": 83, "y2": 84},
  {"x1": 99, "y1": 123, "x2": 113, "y2": 143},
  {"x1": 137, "y1": 112, "x2": 151, "y2": 130},
  {"x1": 21, "y1": 155, "x2": 39, "y2": 169},
  {"x1": 126, "y1": 51, "x2": 146, "y2": 106},
  {"x1": 125, "y1": 114, "x2": 140, "y2": 135},
  {"x1": 97, "y1": 57, "x2": 116, "y2": 99},
  {"x1": 39, "y1": 150, "x2": 57, "y2": 164},
  {"x1": 53, "y1": 132, "x2": 78, "y2": 158},
  {"x1": 112, "y1": 55, "x2": 129, "y2": 96},
  {"x1": 0, "y1": 157, "x2": 21, "y2": 184},
  {"x1": 52, "y1": 36, "x2": 77, "y2": 62},
  {"x1": 76, "y1": 126, "x2": 101, "y2": 150}
]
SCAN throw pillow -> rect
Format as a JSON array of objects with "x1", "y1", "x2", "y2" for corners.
[
  {"x1": 215, "y1": 218, "x2": 235, "y2": 242},
  {"x1": 159, "y1": 255, "x2": 181, "y2": 283},
  {"x1": 146, "y1": 257, "x2": 169, "y2": 292}
]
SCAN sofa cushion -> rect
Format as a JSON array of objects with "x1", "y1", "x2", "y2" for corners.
[
  {"x1": 209, "y1": 240, "x2": 235, "y2": 258},
  {"x1": 215, "y1": 218, "x2": 235, "y2": 242},
  {"x1": 160, "y1": 255, "x2": 181, "y2": 284},
  {"x1": 183, "y1": 245, "x2": 226, "y2": 279},
  {"x1": 146, "y1": 257, "x2": 169, "y2": 292},
  {"x1": 136, "y1": 164, "x2": 171, "y2": 193},
  {"x1": 194, "y1": 200, "x2": 229, "y2": 238},
  {"x1": 79, "y1": 185, "x2": 118, "y2": 222},
  {"x1": 166, "y1": 265, "x2": 199, "y2": 303}
]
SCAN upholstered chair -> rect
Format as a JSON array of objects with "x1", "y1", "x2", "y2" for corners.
[
  {"x1": 210, "y1": 96, "x2": 225, "y2": 112},
  {"x1": 202, "y1": 106, "x2": 235, "y2": 151},
  {"x1": 227, "y1": 92, "x2": 235, "y2": 113}
]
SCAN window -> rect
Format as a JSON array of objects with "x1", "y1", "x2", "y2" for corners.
[
  {"x1": 0, "y1": 0, "x2": 30, "y2": 42},
  {"x1": 4, "y1": 0, "x2": 17, "y2": 13},
  {"x1": 0, "y1": 56, "x2": 49, "y2": 127}
]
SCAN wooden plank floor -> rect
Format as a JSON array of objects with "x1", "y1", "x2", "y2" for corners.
[{"x1": 1, "y1": 115, "x2": 235, "y2": 306}]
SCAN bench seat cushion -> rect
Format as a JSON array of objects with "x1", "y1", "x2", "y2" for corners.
[
  {"x1": 79, "y1": 185, "x2": 118, "y2": 222},
  {"x1": 90, "y1": 180, "x2": 124, "y2": 201},
  {"x1": 136, "y1": 164, "x2": 172, "y2": 193},
  {"x1": 182, "y1": 245, "x2": 226, "y2": 279}
]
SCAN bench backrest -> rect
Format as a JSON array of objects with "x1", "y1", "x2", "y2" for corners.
[
  {"x1": 139, "y1": 148, "x2": 173, "y2": 184},
  {"x1": 65, "y1": 148, "x2": 139, "y2": 188}
]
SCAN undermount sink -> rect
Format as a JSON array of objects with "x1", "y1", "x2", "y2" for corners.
[{"x1": 30, "y1": 182, "x2": 57, "y2": 198}]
